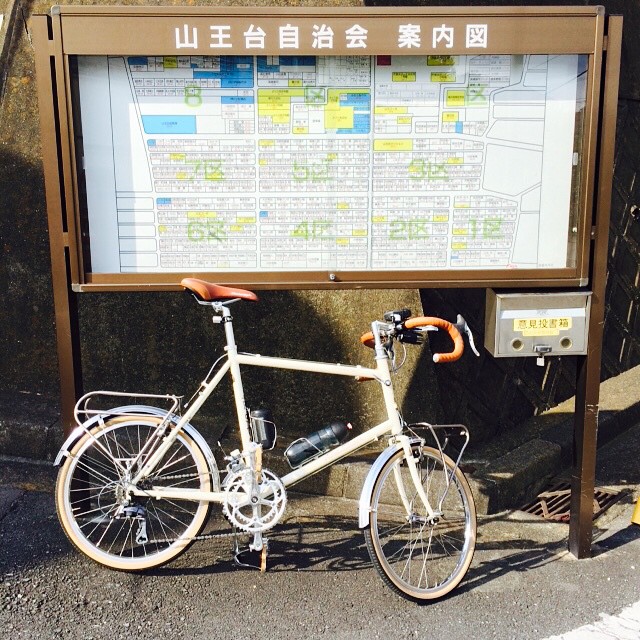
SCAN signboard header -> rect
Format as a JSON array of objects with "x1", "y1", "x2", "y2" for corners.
[{"x1": 52, "y1": 6, "x2": 604, "y2": 56}]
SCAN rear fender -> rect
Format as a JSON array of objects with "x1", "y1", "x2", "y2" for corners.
[{"x1": 53, "y1": 405, "x2": 220, "y2": 491}]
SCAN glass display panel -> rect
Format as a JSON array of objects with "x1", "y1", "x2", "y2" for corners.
[{"x1": 73, "y1": 53, "x2": 588, "y2": 274}]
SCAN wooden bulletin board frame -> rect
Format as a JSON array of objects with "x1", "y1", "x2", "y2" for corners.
[{"x1": 34, "y1": 5, "x2": 608, "y2": 291}]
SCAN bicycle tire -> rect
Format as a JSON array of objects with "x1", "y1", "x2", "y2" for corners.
[
  {"x1": 56, "y1": 416, "x2": 212, "y2": 571},
  {"x1": 364, "y1": 445, "x2": 476, "y2": 601}
]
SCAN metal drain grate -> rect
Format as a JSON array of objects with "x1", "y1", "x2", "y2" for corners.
[{"x1": 520, "y1": 482, "x2": 623, "y2": 522}]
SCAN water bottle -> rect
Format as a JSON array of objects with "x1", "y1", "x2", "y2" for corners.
[
  {"x1": 250, "y1": 408, "x2": 276, "y2": 450},
  {"x1": 284, "y1": 420, "x2": 352, "y2": 468}
]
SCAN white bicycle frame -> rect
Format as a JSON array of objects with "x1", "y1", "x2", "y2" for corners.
[{"x1": 86, "y1": 299, "x2": 436, "y2": 520}]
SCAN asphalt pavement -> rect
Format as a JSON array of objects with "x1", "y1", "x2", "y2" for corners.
[{"x1": 0, "y1": 420, "x2": 639, "y2": 640}]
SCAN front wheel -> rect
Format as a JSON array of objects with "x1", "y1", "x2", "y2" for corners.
[
  {"x1": 364, "y1": 445, "x2": 476, "y2": 601},
  {"x1": 56, "y1": 416, "x2": 213, "y2": 571}
]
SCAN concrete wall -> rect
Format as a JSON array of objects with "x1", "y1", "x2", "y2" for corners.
[
  {"x1": 0, "y1": 0, "x2": 441, "y2": 452},
  {"x1": 1, "y1": 0, "x2": 638, "y2": 456}
]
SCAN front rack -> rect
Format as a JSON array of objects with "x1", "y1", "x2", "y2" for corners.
[{"x1": 405, "y1": 422, "x2": 470, "y2": 509}]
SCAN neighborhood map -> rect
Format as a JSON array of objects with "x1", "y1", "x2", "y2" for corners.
[{"x1": 77, "y1": 53, "x2": 584, "y2": 273}]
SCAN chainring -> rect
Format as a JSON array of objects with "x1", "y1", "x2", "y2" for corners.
[{"x1": 222, "y1": 468, "x2": 286, "y2": 533}]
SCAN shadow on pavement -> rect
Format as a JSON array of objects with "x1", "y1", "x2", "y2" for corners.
[
  {"x1": 459, "y1": 543, "x2": 564, "y2": 598},
  {"x1": 147, "y1": 514, "x2": 370, "y2": 579},
  {"x1": 593, "y1": 524, "x2": 640, "y2": 555}
]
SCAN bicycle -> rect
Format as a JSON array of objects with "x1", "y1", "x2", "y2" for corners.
[{"x1": 54, "y1": 278, "x2": 479, "y2": 602}]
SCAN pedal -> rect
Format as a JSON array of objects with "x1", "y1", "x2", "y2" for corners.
[
  {"x1": 233, "y1": 539, "x2": 269, "y2": 571},
  {"x1": 260, "y1": 544, "x2": 268, "y2": 573},
  {"x1": 233, "y1": 546, "x2": 262, "y2": 569}
]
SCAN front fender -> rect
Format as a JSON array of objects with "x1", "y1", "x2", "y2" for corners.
[
  {"x1": 53, "y1": 405, "x2": 220, "y2": 491},
  {"x1": 358, "y1": 437, "x2": 422, "y2": 528}
]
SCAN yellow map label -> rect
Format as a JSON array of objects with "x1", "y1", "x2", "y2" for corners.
[
  {"x1": 375, "y1": 106, "x2": 408, "y2": 114},
  {"x1": 392, "y1": 72, "x2": 417, "y2": 82},
  {"x1": 163, "y1": 57, "x2": 178, "y2": 69},
  {"x1": 187, "y1": 211, "x2": 218, "y2": 219},
  {"x1": 431, "y1": 72, "x2": 456, "y2": 83},
  {"x1": 442, "y1": 112, "x2": 459, "y2": 122},
  {"x1": 325, "y1": 108, "x2": 353, "y2": 129},
  {"x1": 513, "y1": 317, "x2": 573, "y2": 337},
  {"x1": 446, "y1": 90, "x2": 466, "y2": 107},
  {"x1": 427, "y1": 55, "x2": 456, "y2": 66},
  {"x1": 258, "y1": 89, "x2": 304, "y2": 123},
  {"x1": 374, "y1": 140, "x2": 413, "y2": 152}
]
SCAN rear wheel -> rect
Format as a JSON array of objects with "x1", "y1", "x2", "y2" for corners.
[
  {"x1": 364, "y1": 445, "x2": 476, "y2": 601},
  {"x1": 56, "y1": 417, "x2": 212, "y2": 571}
]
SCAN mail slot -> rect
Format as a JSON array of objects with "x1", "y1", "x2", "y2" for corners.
[{"x1": 485, "y1": 290, "x2": 591, "y2": 358}]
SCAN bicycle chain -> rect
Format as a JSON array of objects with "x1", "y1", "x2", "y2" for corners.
[
  {"x1": 147, "y1": 471, "x2": 214, "y2": 482},
  {"x1": 141, "y1": 528, "x2": 242, "y2": 547},
  {"x1": 135, "y1": 471, "x2": 247, "y2": 546}
]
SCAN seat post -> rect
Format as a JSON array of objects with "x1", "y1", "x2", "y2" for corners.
[
  {"x1": 217, "y1": 303, "x2": 238, "y2": 351},
  {"x1": 218, "y1": 302, "x2": 252, "y2": 450}
]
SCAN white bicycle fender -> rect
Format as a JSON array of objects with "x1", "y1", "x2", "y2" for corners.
[
  {"x1": 358, "y1": 444, "x2": 401, "y2": 528},
  {"x1": 55, "y1": 424, "x2": 92, "y2": 466},
  {"x1": 358, "y1": 437, "x2": 422, "y2": 529},
  {"x1": 53, "y1": 405, "x2": 220, "y2": 491}
]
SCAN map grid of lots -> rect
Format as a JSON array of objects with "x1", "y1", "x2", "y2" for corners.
[{"x1": 78, "y1": 53, "x2": 583, "y2": 274}]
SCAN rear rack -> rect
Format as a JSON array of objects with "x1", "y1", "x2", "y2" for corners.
[{"x1": 74, "y1": 390, "x2": 181, "y2": 425}]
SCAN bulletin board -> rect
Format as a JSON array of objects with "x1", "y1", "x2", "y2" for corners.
[{"x1": 35, "y1": 5, "x2": 607, "y2": 290}]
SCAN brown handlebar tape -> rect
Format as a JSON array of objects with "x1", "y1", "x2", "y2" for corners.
[
  {"x1": 360, "y1": 316, "x2": 464, "y2": 363},
  {"x1": 359, "y1": 331, "x2": 376, "y2": 349},
  {"x1": 406, "y1": 317, "x2": 464, "y2": 363}
]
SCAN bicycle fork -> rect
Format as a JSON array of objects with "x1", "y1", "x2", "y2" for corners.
[{"x1": 395, "y1": 437, "x2": 437, "y2": 522}]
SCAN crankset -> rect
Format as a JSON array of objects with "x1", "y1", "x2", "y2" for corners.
[{"x1": 222, "y1": 467, "x2": 287, "y2": 533}]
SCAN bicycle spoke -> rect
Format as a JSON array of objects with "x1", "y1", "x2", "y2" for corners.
[
  {"x1": 57, "y1": 419, "x2": 213, "y2": 569},
  {"x1": 147, "y1": 502, "x2": 185, "y2": 541},
  {"x1": 74, "y1": 500, "x2": 119, "y2": 521},
  {"x1": 73, "y1": 456, "x2": 119, "y2": 487},
  {"x1": 365, "y1": 446, "x2": 475, "y2": 601},
  {"x1": 154, "y1": 452, "x2": 198, "y2": 478}
]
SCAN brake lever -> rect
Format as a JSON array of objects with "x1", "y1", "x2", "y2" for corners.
[{"x1": 455, "y1": 314, "x2": 480, "y2": 357}]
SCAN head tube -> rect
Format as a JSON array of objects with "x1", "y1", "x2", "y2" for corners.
[{"x1": 370, "y1": 320, "x2": 394, "y2": 359}]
